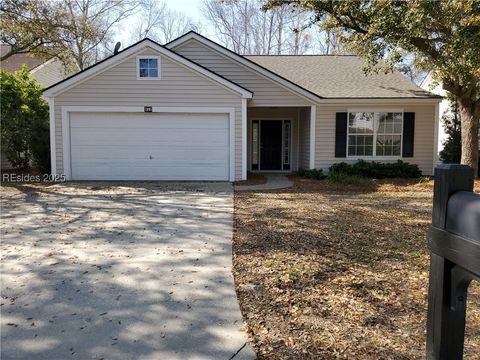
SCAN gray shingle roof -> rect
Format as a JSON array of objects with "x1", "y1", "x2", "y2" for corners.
[
  {"x1": 0, "y1": 45, "x2": 47, "y2": 72},
  {"x1": 245, "y1": 55, "x2": 438, "y2": 99}
]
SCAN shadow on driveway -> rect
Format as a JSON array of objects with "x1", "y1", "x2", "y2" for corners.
[{"x1": 1, "y1": 182, "x2": 254, "y2": 360}]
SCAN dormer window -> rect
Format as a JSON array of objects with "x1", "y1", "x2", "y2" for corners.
[{"x1": 137, "y1": 56, "x2": 160, "y2": 79}]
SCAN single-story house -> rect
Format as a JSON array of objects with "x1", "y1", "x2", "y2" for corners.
[
  {"x1": 420, "y1": 71, "x2": 450, "y2": 156},
  {"x1": 1, "y1": 45, "x2": 73, "y2": 170},
  {"x1": 43, "y1": 31, "x2": 442, "y2": 181}
]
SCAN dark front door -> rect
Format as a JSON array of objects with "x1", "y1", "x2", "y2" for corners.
[{"x1": 260, "y1": 120, "x2": 282, "y2": 170}]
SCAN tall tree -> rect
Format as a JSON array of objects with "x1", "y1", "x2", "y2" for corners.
[
  {"x1": 0, "y1": 0, "x2": 66, "y2": 61},
  {"x1": 130, "y1": 0, "x2": 199, "y2": 44},
  {"x1": 158, "y1": 8, "x2": 199, "y2": 43},
  {"x1": 1, "y1": 66, "x2": 49, "y2": 170},
  {"x1": 266, "y1": 0, "x2": 480, "y2": 173},
  {"x1": 62, "y1": 0, "x2": 138, "y2": 70},
  {"x1": 131, "y1": 0, "x2": 167, "y2": 41},
  {"x1": 439, "y1": 98, "x2": 462, "y2": 164},
  {"x1": 1, "y1": 0, "x2": 138, "y2": 69},
  {"x1": 202, "y1": 0, "x2": 313, "y2": 55},
  {"x1": 316, "y1": 27, "x2": 344, "y2": 55},
  {"x1": 285, "y1": 6, "x2": 311, "y2": 55},
  {"x1": 202, "y1": 0, "x2": 256, "y2": 54}
]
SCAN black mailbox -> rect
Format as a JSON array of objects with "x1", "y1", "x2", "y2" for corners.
[{"x1": 426, "y1": 164, "x2": 480, "y2": 360}]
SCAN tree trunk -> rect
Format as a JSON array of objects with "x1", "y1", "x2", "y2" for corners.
[{"x1": 457, "y1": 97, "x2": 479, "y2": 176}]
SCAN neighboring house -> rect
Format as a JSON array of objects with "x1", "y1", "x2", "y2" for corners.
[
  {"x1": 420, "y1": 72, "x2": 449, "y2": 158},
  {"x1": 43, "y1": 32, "x2": 442, "y2": 181},
  {"x1": 0, "y1": 45, "x2": 70, "y2": 88},
  {"x1": 1, "y1": 45, "x2": 72, "y2": 170}
]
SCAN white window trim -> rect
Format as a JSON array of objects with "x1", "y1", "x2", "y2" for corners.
[
  {"x1": 309, "y1": 105, "x2": 316, "y2": 169},
  {"x1": 43, "y1": 39, "x2": 252, "y2": 98},
  {"x1": 283, "y1": 121, "x2": 291, "y2": 165},
  {"x1": 136, "y1": 56, "x2": 161, "y2": 80},
  {"x1": 250, "y1": 118, "x2": 294, "y2": 172},
  {"x1": 241, "y1": 98, "x2": 247, "y2": 180},
  {"x1": 48, "y1": 97, "x2": 57, "y2": 175},
  {"x1": 346, "y1": 109, "x2": 404, "y2": 160},
  {"x1": 61, "y1": 106, "x2": 236, "y2": 182}
]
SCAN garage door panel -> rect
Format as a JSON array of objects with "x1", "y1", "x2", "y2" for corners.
[
  {"x1": 70, "y1": 129, "x2": 228, "y2": 147},
  {"x1": 69, "y1": 112, "x2": 230, "y2": 180},
  {"x1": 71, "y1": 114, "x2": 228, "y2": 129},
  {"x1": 71, "y1": 148, "x2": 229, "y2": 165},
  {"x1": 72, "y1": 165, "x2": 228, "y2": 181}
]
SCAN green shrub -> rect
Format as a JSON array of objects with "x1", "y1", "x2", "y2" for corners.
[
  {"x1": 29, "y1": 113, "x2": 50, "y2": 172},
  {"x1": 297, "y1": 168, "x2": 327, "y2": 180},
  {"x1": 329, "y1": 162, "x2": 354, "y2": 174},
  {"x1": 328, "y1": 160, "x2": 422, "y2": 179},
  {"x1": 327, "y1": 171, "x2": 375, "y2": 186},
  {"x1": 1, "y1": 66, "x2": 50, "y2": 172}
]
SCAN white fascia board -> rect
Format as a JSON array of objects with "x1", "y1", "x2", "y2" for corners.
[
  {"x1": 60, "y1": 105, "x2": 237, "y2": 181},
  {"x1": 47, "y1": 97, "x2": 57, "y2": 175},
  {"x1": 419, "y1": 71, "x2": 433, "y2": 89},
  {"x1": 29, "y1": 57, "x2": 56, "y2": 75},
  {"x1": 43, "y1": 39, "x2": 252, "y2": 99},
  {"x1": 309, "y1": 105, "x2": 316, "y2": 169},
  {"x1": 241, "y1": 98, "x2": 247, "y2": 180},
  {"x1": 166, "y1": 33, "x2": 323, "y2": 103}
]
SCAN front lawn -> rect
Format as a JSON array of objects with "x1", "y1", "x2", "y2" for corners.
[{"x1": 233, "y1": 177, "x2": 480, "y2": 359}]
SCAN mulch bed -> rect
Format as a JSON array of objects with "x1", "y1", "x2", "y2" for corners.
[{"x1": 233, "y1": 177, "x2": 480, "y2": 359}]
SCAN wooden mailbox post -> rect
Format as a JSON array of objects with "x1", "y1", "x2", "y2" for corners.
[{"x1": 427, "y1": 164, "x2": 480, "y2": 359}]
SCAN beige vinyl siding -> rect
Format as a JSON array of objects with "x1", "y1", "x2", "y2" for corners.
[
  {"x1": 247, "y1": 107, "x2": 301, "y2": 171},
  {"x1": 173, "y1": 39, "x2": 311, "y2": 107},
  {"x1": 314, "y1": 103, "x2": 436, "y2": 175},
  {"x1": 31, "y1": 58, "x2": 69, "y2": 88},
  {"x1": 298, "y1": 107, "x2": 311, "y2": 169},
  {"x1": 53, "y1": 48, "x2": 243, "y2": 180}
]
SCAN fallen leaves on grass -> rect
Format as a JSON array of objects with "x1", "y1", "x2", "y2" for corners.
[{"x1": 233, "y1": 177, "x2": 480, "y2": 359}]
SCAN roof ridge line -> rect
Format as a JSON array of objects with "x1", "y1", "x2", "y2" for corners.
[
  {"x1": 166, "y1": 30, "x2": 326, "y2": 100},
  {"x1": 43, "y1": 37, "x2": 253, "y2": 98}
]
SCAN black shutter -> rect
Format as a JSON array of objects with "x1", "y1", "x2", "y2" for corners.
[
  {"x1": 402, "y1": 112, "x2": 415, "y2": 158},
  {"x1": 335, "y1": 112, "x2": 348, "y2": 157}
]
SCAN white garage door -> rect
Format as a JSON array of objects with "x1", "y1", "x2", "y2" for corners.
[{"x1": 69, "y1": 112, "x2": 230, "y2": 180}]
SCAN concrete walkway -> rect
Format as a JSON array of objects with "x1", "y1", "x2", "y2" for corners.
[
  {"x1": 235, "y1": 174, "x2": 293, "y2": 191},
  {"x1": 1, "y1": 182, "x2": 255, "y2": 360}
]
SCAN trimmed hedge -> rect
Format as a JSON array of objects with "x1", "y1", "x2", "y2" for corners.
[
  {"x1": 327, "y1": 171, "x2": 376, "y2": 186},
  {"x1": 329, "y1": 160, "x2": 422, "y2": 179},
  {"x1": 297, "y1": 168, "x2": 327, "y2": 180}
]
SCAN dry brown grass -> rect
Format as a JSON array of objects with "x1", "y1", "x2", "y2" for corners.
[{"x1": 233, "y1": 177, "x2": 480, "y2": 359}]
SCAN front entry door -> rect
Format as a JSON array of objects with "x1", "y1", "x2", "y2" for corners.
[{"x1": 260, "y1": 120, "x2": 283, "y2": 170}]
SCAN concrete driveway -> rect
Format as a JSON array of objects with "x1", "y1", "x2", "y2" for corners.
[{"x1": 1, "y1": 182, "x2": 254, "y2": 360}]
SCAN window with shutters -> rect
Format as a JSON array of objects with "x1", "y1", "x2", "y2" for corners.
[{"x1": 347, "y1": 111, "x2": 403, "y2": 158}]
